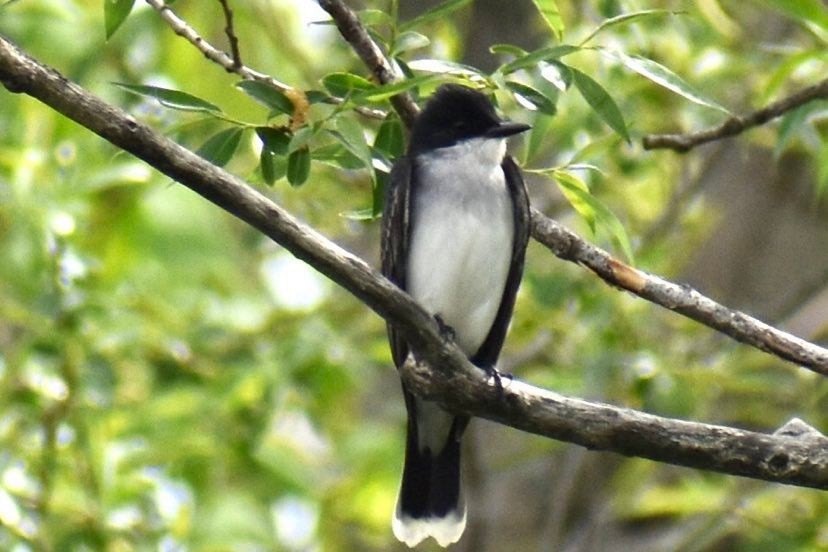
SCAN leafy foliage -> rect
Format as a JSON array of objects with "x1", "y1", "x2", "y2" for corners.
[{"x1": 0, "y1": 0, "x2": 826, "y2": 550}]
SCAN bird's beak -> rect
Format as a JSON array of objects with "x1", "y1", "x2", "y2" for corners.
[{"x1": 485, "y1": 121, "x2": 532, "y2": 138}]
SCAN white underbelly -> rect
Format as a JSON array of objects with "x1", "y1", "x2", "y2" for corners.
[{"x1": 406, "y1": 162, "x2": 514, "y2": 356}]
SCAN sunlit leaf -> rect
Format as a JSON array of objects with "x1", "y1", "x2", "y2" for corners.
[
  {"x1": 407, "y1": 59, "x2": 487, "y2": 81},
  {"x1": 579, "y1": 9, "x2": 684, "y2": 46},
  {"x1": 506, "y1": 81, "x2": 557, "y2": 115},
  {"x1": 391, "y1": 31, "x2": 431, "y2": 57},
  {"x1": 497, "y1": 45, "x2": 580, "y2": 75},
  {"x1": 399, "y1": 0, "x2": 473, "y2": 32},
  {"x1": 196, "y1": 127, "x2": 244, "y2": 167},
  {"x1": 341, "y1": 207, "x2": 378, "y2": 220},
  {"x1": 490, "y1": 44, "x2": 528, "y2": 57},
  {"x1": 554, "y1": 170, "x2": 635, "y2": 263},
  {"x1": 603, "y1": 50, "x2": 731, "y2": 114},
  {"x1": 525, "y1": 113, "x2": 554, "y2": 165},
  {"x1": 104, "y1": 0, "x2": 135, "y2": 39},
  {"x1": 287, "y1": 147, "x2": 311, "y2": 186},
  {"x1": 114, "y1": 82, "x2": 221, "y2": 113},
  {"x1": 321, "y1": 72, "x2": 376, "y2": 98},
  {"x1": 236, "y1": 80, "x2": 293, "y2": 115},
  {"x1": 332, "y1": 115, "x2": 373, "y2": 172},
  {"x1": 358, "y1": 8, "x2": 392, "y2": 27},
  {"x1": 353, "y1": 75, "x2": 438, "y2": 103},
  {"x1": 531, "y1": 0, "x2": 565, "y2": 40},
  {"x1": 570, "y1": 67, "x2": 630, "y2": 143}
]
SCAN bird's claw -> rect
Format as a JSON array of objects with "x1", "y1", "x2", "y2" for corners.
[{"x1": 434, "y1": 314, "x2": 456, "y2": 341}]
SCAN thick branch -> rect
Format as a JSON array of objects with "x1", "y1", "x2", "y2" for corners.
[
  {"x1": 316, "y1": 0, "x2": 828, "y2": 376},
  {"x1": 643, "y1": 77, "x2": 828, "y2": 152},
  {"x1": 1, "y1": 34, "x2": 825, "y2": 488},
  {"x1": 401, "y1": 358, "x2": 828, "y2": 490}
]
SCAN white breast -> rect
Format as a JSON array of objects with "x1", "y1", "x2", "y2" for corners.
[{"x1": 406, "y1": 137, "x2": 514, "y2": 356}]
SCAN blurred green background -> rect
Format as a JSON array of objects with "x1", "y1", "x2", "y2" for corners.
[{"x1": 0, "y1": 0, "x2": 826, "y2": 550}]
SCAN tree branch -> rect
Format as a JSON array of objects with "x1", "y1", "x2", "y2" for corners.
[
  {"x1": 642, "y1": 77, "x2": 828, "y2": 152},
  {"x1": 530, "y1": 213, "x2": 828, "y2": 375},
  {"x1": 315, "y1": 0, "x2": 828, "y2": 377},
  {"x1": 217, "y1": 0, "x2": 242, "y2": 69},
  {"x1": 317, "y1": 0, "x2": 420, "y2": 127},
  {"x1": 2, "y1": 34, "x2": 825, "y2": 488}
]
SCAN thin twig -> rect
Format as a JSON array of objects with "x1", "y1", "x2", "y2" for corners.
[
  {"x1": 643, "y1": 77, "x2": 828, "y2": 152},
  {"x1": 2, "y1": 35, "x2": 826, "y2": 488},
  {"x1": 530, "y1": 212, "x2": 828, "y2": 375},
  {"x1": 315, "y1": 0, "x2": 828, "y2": 376},
  {"x1": 144, "y1": 0, "x2": 386, "y2": 122},
  {"x1": 217, "y1": 0, "x2": 242, "y2": 69}
]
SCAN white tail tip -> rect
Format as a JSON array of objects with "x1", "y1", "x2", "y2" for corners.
[{"x1": 392, "y1": 507, "x2": 467, "y2": 548}]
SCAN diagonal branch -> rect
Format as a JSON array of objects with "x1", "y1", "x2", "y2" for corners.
[
  {"x1": 642, "y1": 77, "x2": 828, "y2": 152},
  {"x1": 315, "y1": 0, "x2": 828, "y2": 376},
  {"x1": 1, "y1": 33, "x2": 826, "y2": 489}
]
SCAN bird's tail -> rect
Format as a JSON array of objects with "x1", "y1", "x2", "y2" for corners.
[{"x1": 392, "y1": 410, "x2": 467, "y2": 548}]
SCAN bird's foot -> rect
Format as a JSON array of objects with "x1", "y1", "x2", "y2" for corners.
[{"x1": 485, "y1": 366, "x2": 513, "y2": 394}]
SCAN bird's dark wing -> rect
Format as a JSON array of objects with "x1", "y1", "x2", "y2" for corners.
[
  {"x1": 470, "y1": 155, "x2": 530, "y2": 368},
  {"x1": 381, "y1": 156, "x2": 414, "y2": 368}
]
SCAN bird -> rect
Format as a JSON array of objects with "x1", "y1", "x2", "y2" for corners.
[{"x1": 381, "y1": 84, "x2": 531, "y2": 547}]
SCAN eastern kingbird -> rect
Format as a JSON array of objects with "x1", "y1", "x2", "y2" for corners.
[{"x1": 381, "y1": 84, "x2": 531, "y2": 547}]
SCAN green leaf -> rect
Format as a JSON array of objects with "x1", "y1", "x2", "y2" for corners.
[
  {"x1": 525, "y1": 113, "x2": 554, "y2": 164},
  {"x1": 358, "y1": 8, "x2": 393, "y2": 27},
  {"x1": 196, "y1": 128, "x2": 244, "y2": 167},
  {"x1": 603, "y1": 50, "x2": 731, "y2": 114},
  {"x1": 569, "y1": 133, "x2": 620, "y2": 164},
  {"x1": 260, "y1": 148, "x2": 286, "y2": 185},
  {"x1": 497, "y1": 45, "x2": 580, "y2": 75},
  {"x1": 760, "y1": 0, "x2": 828, "y2": 32},
  {"x1": 570, "y1": 67, "x2": 630, "y2": 143},
  {"x1": 774, "y1": 101, "x2": 827, "y2": 158},
  {"x1": 407, "y1": 59, "x2": 486, "y2": 80},
  {"x1": 287, "y1": 147, "x2": 311, "y2": 186},
  {"x1": 554, "y1": 170, "x2": 635, "y2": 263},
  {"x1": 391, "y1": 31, "x2": 431, "y2": 57},
  {"x1": 353, "y1": 75, "x2": 438, "y2": 103},
  {"x1": 579, "y1": 10, "x2": 683, "y2": 46},
  {"x1": 760, "y1": 50, "x2": 828, "y2": 105},
  {"x1": 399, "y1": 0, "x2": 473, "y2": 32},
  {"x1": 333, "y1": 115, "x2": 373, "y2": 171},
  {"x1": 312, "y1": 143, "x2": 363, "y2": 170},
  {"x1": 818, "y1": 140, "x2": 828, "y2": 197},
  {"x1": 114, "y1": 83, "x2": 221, "y2": 113},
  {"x1": 506, "y1": 81, "x2": 557, "y2": 115},
  {"x1": 288, "y1": 126, "x2": 316, "y2": 153},
  {"x1": 321, "y1": 72, "x2": 376, "y2": 98},
  {"x1": 235, "y1": 81, "x2": 293, "y2": 115},
  {"x1": 530, "y1": 0, "x2": 565, "y2": 40},
  {"x1": 256, "y1": 127, "x2": 291, "y2": 156},
  {"x1": 374, "y1": 116, "x2": 405, "y2": 159},
  {"x1": 490, "y1": 44, "x2": 528, "y2": 57},
  {"x1": 340, "y1": 207, "x2": 378, "y2": 221},
  {"x1": 104, "y1": 0, "x2": 135, "y2": 39},
  {"x1": 305, "y1": 90, "x2": 332, "y2": 104}
]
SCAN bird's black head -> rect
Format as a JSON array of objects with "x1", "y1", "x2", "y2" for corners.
[{"x1": 408, "y1": 84, "x2": 530, "y2": 154}]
